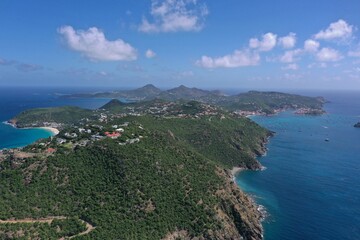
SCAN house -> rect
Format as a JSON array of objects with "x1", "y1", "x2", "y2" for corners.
[
  {"x1": 56, "y1": 138, "x2": 67, "y2": 144},
  {"x1": 79, "y1": 128, "x2": 92, "y2": 134},
  {"x1": 105, "y1": 131, "x2": 121, "y2": 139},
  {"x1": 46, "y1": 148, "x2": 56, "y2": 154},
  {"x1": 64, "y1": 132, "x2": 78, "y2": 139},
  {"x1": 115, "y1": 128, "x2": 124, "y2": 133}
]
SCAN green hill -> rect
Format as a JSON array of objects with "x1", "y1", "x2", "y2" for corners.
[
  {"x1": 100, "y1": 99, "x2": 127, "y2": 112},
  {"x1": 0, "y1": 115, "x2": 266, "y2": 239},
  {"x1": 221, "y1": 91, "x2": 325, "y2": 113},
  {"x1": 11, "y1": 106, "x2": 94, "y2": 128},
  {"x1": 156, "y1": 85, "x2": 223, "y2": 101},
  {"x1": 130, "y1": 115, "x2": 271, "y2": 169}
]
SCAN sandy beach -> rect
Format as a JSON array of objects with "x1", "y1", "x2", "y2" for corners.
[
  {"x1": 231, "y1": 167, "x2": 244, "y2": 177},
  {"x1": 3, "y1": 121, "x2": 59, "y2": 136},
  {"x1": 38, "y1": 127, "x2": 60, "y2": 135}
]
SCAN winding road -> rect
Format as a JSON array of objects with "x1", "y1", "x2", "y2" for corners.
[{"x1": 0, "y1": 216, "x2": 95, "y2": 239}]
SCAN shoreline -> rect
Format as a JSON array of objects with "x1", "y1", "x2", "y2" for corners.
[
  {"x1": 2, "y1": 121, "x2": 59, "y2": 136},
  {"x1": 229, "y1": 134, "x2": 272, "y2": 236},
  {"x1": 36, "y1": 127, "x2": 60, "y2": 135},
  {"x1": 231, "y1": 167, "x2": 245, "y2": 179}
]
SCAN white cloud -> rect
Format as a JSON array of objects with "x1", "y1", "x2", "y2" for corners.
[
  {"x1": 314, "y1": 19, "x2": 353, "y2": 41},
  {"x1": 278, "y1": 33, "x2": 296, "y2": 49},
  {"x1": 139, "y1": 0, "x2": 208, "y2": 33},
  {"x1": 316, "y1": 47, "x2": 343, "y2": 62},
  {"x1": 280, "y1": 49, "x2": 302, "y2": 63},
  {"x1": 282, "y1": 63, "x2": 299, "y2": 70},
  {"x1": 249, "y1": 32, "x2": 277, "y2": 51},
  {"x1": 196, "y1": 49, "x2": 260, "y2": 68},
  {"x1": 145, "y1": 49, "x2": 156, "y2": 58},
  {"x1": 304, "y1": 39, "x2": 320, "y2": 52},
  {"x1": 58, "y1": 26, "x2": 137, "y2": 61}
]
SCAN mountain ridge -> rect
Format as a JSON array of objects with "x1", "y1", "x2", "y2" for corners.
[{"x1": 64, "y1": 84, "x2": 326, "y2": 115}]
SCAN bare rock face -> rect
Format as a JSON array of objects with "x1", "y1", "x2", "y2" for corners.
[
  {"x1": 160, "y1": 167, "x2": 264, "y2": 240},
  {"x1": 210, "y1": 168, "x2": 263, "y2": 240}
]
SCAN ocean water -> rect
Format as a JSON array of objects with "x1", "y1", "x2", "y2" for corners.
[
  {"x1": 236, "y1": 91, "x2": 360, "y2": 240},
  {"x1": 0, "y1": 87, "x2": 112, "y2": 149}
]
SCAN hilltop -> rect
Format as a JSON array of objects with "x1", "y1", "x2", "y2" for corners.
[
  {"x1": 156, "y1": 85, "x2": 224, "y2": 101},
  {"x1": 100, "y1": 99, "x2": 127, "y2": 112}
]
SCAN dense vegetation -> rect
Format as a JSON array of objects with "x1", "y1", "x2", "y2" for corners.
[
  {"x1": 221, "y1": 91, "x2": 325, "y2": 112},
  {"x1": 11, "y1": 106, "x2": 94, "y2": 128},
  {"x1": 3, "y1": 92, "x2": 319, "y2": 239},
  {"x1": 1, "y1": 103, "x2": 270, "y2": 239},
  {"x1": 127, "y1": 115, "x2": 270, "y2": 169}
]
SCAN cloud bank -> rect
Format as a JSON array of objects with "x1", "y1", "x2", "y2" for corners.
[
  {"x1": 196, "y1": 50, "x2": 260, "y2": 68},
  {"x1": 58, "y1": 26, "x2": 137, "y2": 61}
]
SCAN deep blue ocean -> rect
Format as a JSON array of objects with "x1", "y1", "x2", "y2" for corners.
[
  {"x1": 0, "y1": 87, "x2": 359, "y2": 239},
  {"x1": 236, "y1": 90, "x2": 360, "y2": 240}
]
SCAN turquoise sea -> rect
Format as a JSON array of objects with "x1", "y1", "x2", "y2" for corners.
[
  {"x1": 0, "y1": 87, "x2": 111, "y2": 149},
  {"x1": 236, "y1": 91, "x2": 360, "y2": 239}
]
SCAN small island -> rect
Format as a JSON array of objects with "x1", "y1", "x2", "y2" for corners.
[{"x1": 354, "y1": 122, "x2": 360, "y2": 128}]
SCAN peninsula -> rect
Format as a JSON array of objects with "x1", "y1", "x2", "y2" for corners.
[{"x1": 0, "y1": 88, "x2": 326, "y2": 239}]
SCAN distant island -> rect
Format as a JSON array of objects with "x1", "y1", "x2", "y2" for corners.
[
  {"x1": 0, "y1": 87, "x2": 326, "y2": 239},
  {"x1": 64, "y1": 84, "x2": 326, "y2": 116},
  {"x1": 354, "y1": 122, "x2": 360, "y2": 128}
]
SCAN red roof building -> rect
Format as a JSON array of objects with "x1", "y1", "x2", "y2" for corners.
[
  {"x1": 105, "y1": 131, "x2": 121, "y2": 139},
  {"x1": 46, "y1": 148, "x2": 56, "y2": 154}
]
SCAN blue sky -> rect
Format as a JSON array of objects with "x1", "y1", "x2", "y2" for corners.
[{"x1": 0, "y1": 0, "x2": 360, "y2": 90}]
